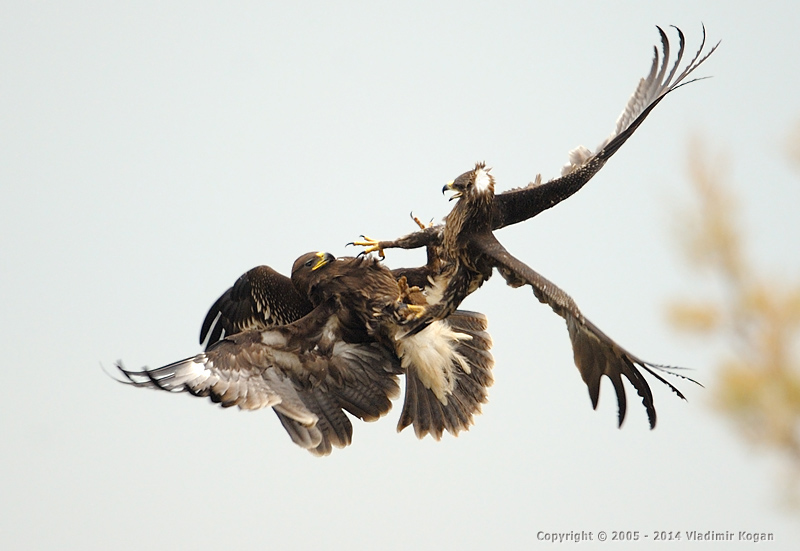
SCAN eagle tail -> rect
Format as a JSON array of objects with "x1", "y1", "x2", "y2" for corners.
[{"x1": 396, "y1": 310, "x2": 495, "y2": 439}]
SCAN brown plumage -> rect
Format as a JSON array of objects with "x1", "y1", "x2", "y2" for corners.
[
  {"x1": 200, "y1": 265, "x2": 313, "y2": 348},
  {"x1": 295, "y1": 253, "x2": 497, "y2": 439},
  {"x1": 117, "y1": 251, "x2": 495, "y2": 454},
  {"x1": 356, "y1": 26, "x2": 716, "y2": 428},
  {"x1": 358, "y1": 26, "x2": 718, "y2": 257},
  {"x1": 118, "y1": 252, "x2": 404, "y2": 455}
]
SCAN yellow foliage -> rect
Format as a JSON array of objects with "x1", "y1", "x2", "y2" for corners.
[
  {"x1": 788, "y1": 121, "x2": 800, "y2": 171},
  {"x1": 666, "y1": 301, "x2": 720, "y2": 332},
  {"x1": 671, "y1": 130, "x2": 800, "y2": 502}
]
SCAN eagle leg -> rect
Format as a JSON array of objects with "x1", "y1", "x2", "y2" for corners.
[
  {"x1": 397, "y1": 275, "x2": 422, "y2": 299},
  {"x1": 410, "y1": 212, "x2": 433, "y2": 230}
]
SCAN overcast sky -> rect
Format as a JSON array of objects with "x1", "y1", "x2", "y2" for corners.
[{"x1": 3, "y1": 1, "x2": 799, "y2": 549}]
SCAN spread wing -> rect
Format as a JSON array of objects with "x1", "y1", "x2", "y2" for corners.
[
  {"x1": 118, "y1": 302, "x2": 402, "y2": 456},
  {"x1": 469, "y1": 232, "x2": 698, "y2": 429},
  {"x1": 492, "y1": 26, "x2": 718, "y2": 229},
  {"x1": 199, "y1": 265, "x2": 313, "y2": 349},
  {"x1": 354, "y1": 27, "x2": 718, "y2": 257}
]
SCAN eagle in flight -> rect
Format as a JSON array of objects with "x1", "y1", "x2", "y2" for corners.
[
  {"x1": 116, "y1": 26, "x2": 717, "y2": 453},
  {"x1": 117, "y1": 252, "x2": 495, "y2": 455},
  {"x1": 355, "y1": 26, "x2": 717, "y2": 428}
]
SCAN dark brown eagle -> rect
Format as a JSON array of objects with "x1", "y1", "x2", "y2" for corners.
[
  {"x1": 355, "y1": 26, "x2": 717, "y2": 428},
  {"x1": 117, "y1": 252, "x2": 494, "y2": 455}
]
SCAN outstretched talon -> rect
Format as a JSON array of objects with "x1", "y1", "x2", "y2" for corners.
[
  {"x1": 410, "y1": 212, "x2": 433, "y2": 230},
  {"x1": 350, "y1": 235, "x2": 385, "y2": 258}
]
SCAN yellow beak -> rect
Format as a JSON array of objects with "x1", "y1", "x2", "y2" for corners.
[
  {"x1": 442, "y1": 180, "x2": 462, "y2": 201},
  {"x1": 311, "y1": 251, "x2": 335, "y2": 271}
]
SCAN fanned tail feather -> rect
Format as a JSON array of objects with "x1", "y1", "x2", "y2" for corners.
[{"x1": 396, "y1": 310, "x2": 495, "y2": 439}]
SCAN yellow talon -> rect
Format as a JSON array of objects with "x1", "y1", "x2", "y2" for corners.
[
  {"x1": 351, "y1": 235, "x2": 385, "y2": 258},
  {"x1": 405, "y1": 304, "x2": 427, "y2": 319},
  {"x1": 410, "y1": 212, "x2": 433, "y2": 230},
  {"x1": 397, "y1": 276, "x2": 422, "y2": 301}
]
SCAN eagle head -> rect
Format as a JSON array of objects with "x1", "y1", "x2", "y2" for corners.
[
  {"x1": 291, "y1": 251, "x2": 335, "y2": 298},
  {"x1": 442, "y1": 162, "x2": 494, "y2": 201}
]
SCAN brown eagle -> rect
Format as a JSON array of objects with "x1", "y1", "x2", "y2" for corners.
[
  {"x1": 355, "y1": 26, "x2": 717, "y2": 428},
  {"x1": 117, "y1": 252, "x2": 494, "y2": 455}
]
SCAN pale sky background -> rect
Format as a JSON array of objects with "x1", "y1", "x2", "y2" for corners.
[{"x1": 3, "y1": 1, "x2": 800, "y2": 549}]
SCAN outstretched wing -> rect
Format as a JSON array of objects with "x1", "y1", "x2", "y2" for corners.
[
  {"x1": 491, "y1": 26, "x2": 718, "y2": 229},
  {"x1": 353, "y1": 27, "x2": 717, "y2": 261},
  {"x1": 200, "y1": 265, "x2": 313, "y2": 349},
  {"x1": 118, "y1": 303, "x2": 401, "y2": 456},
  {"x1": 469, "y1": 232, "x2": 698, "y2": 429}
]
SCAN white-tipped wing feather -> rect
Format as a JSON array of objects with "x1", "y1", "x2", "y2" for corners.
[
  {"x1": 561, "y1": 26, "x2": 718, "y2": 176},
  {"x1": 117, "y1": 309, "x2": 402, "y2": 456},
  {"x1": 489, "y1": 25, "x2": 718, "y2": 230}
]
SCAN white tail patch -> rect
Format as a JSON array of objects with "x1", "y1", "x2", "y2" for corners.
[{"x1": 396, "y1": 320, "x2": 471, "y2": 404}]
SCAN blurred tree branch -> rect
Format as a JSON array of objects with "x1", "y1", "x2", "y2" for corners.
[
  {"x1": 788, "y1": 120, "x2": 800, "y2": 171},
  {"x1": 668, "y1": 131, "x2": 800, "y2": 504}
]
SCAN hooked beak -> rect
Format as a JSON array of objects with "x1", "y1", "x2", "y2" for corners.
[
  {"x1": 311, "y1": 251, "x2": 335, "y2": 271},
  {"x1": 442, "y1": 180, "x2": 462, "y2": 201}
]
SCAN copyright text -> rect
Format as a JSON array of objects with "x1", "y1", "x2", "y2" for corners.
[{"x1": 536, "y1": 530, "x2": 775, "y2": 543}]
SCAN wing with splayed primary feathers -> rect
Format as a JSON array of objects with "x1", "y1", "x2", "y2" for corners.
[
  {"x1": 118, "y1": 302, "x2": 402, "y2": 456},
  {"x1": 468, "y1": 231, "x2": 699, "y2": 428},
  {"x1": 491, "y1": 25, "x2": 719, "y2": 229}
]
